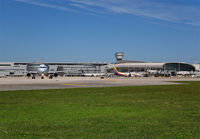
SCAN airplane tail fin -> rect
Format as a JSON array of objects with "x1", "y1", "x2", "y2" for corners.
[
  {"x1": 114, "y1": 67, "x2": 117, "y2": 72},
  {"x1": 113, "y1": 67, "x2": 124, "y2": 76}
]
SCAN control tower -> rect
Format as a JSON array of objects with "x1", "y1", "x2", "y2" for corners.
[{"x1": 115, "y1": 52, "x2": 124, "y2": 63}]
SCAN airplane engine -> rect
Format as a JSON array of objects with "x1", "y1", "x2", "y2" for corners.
[
  {"x1": 27, "y1": 73, "x2": 31, "y2": 77},
  {"x1": 49, "y1": 73, "x2": 58, "y2": 79},
  {"x1": 54, "y1": 73, "x2": 58, "y2": 77}
]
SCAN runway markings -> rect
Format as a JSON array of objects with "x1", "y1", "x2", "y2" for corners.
[{"x1": 59, "y1": 83, "x2": 87, "y2": 87}]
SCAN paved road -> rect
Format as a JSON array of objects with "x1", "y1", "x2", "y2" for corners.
[{"x1": 0, "y1": 77, "x2": 199, "y2": 91}]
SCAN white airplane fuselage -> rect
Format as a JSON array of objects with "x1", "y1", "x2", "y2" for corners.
[{"x1": 37, "y1": 64, "x2": 48, "y2": 76}]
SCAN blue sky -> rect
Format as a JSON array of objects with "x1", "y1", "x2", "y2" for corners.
[{"x1": 0, "y1": 0, "x2": 200, "y2": 63}]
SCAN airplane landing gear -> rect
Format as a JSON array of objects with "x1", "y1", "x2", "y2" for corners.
[{"x1": 49, "y1": 75, "x2": 53, "y2": 79}]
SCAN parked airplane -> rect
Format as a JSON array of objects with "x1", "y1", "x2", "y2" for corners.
[
  {"x1": 26, "y1": 64, "x2": 58, "y2": 79},
  {"x1": 114, "y1": 67, "x2": 130, "y2": 76},
  {"x1": 114, "y1": 67, "x2": 142, "y2": 77}
]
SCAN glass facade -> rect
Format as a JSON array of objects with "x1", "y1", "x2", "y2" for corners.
[
  {"x1": 59, "y1": 64, "x2": 101, "y2": 76},
  {"x1": 164, "y1": 63, "x2": 195, "y2": 71}
]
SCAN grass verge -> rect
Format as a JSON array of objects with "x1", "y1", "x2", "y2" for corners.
[{"x1": 0, "y1": 81, "x2": 200, "y2": 138}]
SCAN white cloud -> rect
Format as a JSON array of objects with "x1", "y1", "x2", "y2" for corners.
[
  {"x1": 186, "y1": 22, "x2": 200, "y2": 26},
  {"x1": 15, "y1": 0, "x2": 75, "y2": 12},
  {"x1": 14, "y1": 0, "x2": 200, "y2": 26}
]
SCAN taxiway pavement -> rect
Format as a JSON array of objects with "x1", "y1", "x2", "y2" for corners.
[{"x1": 0, "y1": 77, "x2": 199, "y2": 91}]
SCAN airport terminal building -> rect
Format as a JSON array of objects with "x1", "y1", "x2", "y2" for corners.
[
  {"x1": 106, "y1": 53, "x2": 197, "y2": 76},
  {"x1": 0, "y1": 62, "x2": 107, "y2": 77},
  {"x1": 0, "y1": 52, "x2": 198, "y2": 77},
  {"x1": 106, "y1": 62, "x2": 196, "y2": 76}
]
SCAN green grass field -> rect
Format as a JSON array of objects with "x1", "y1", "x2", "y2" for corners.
[{"x1": 0, "y1": 81, "x2": 200, "y2": 138}]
